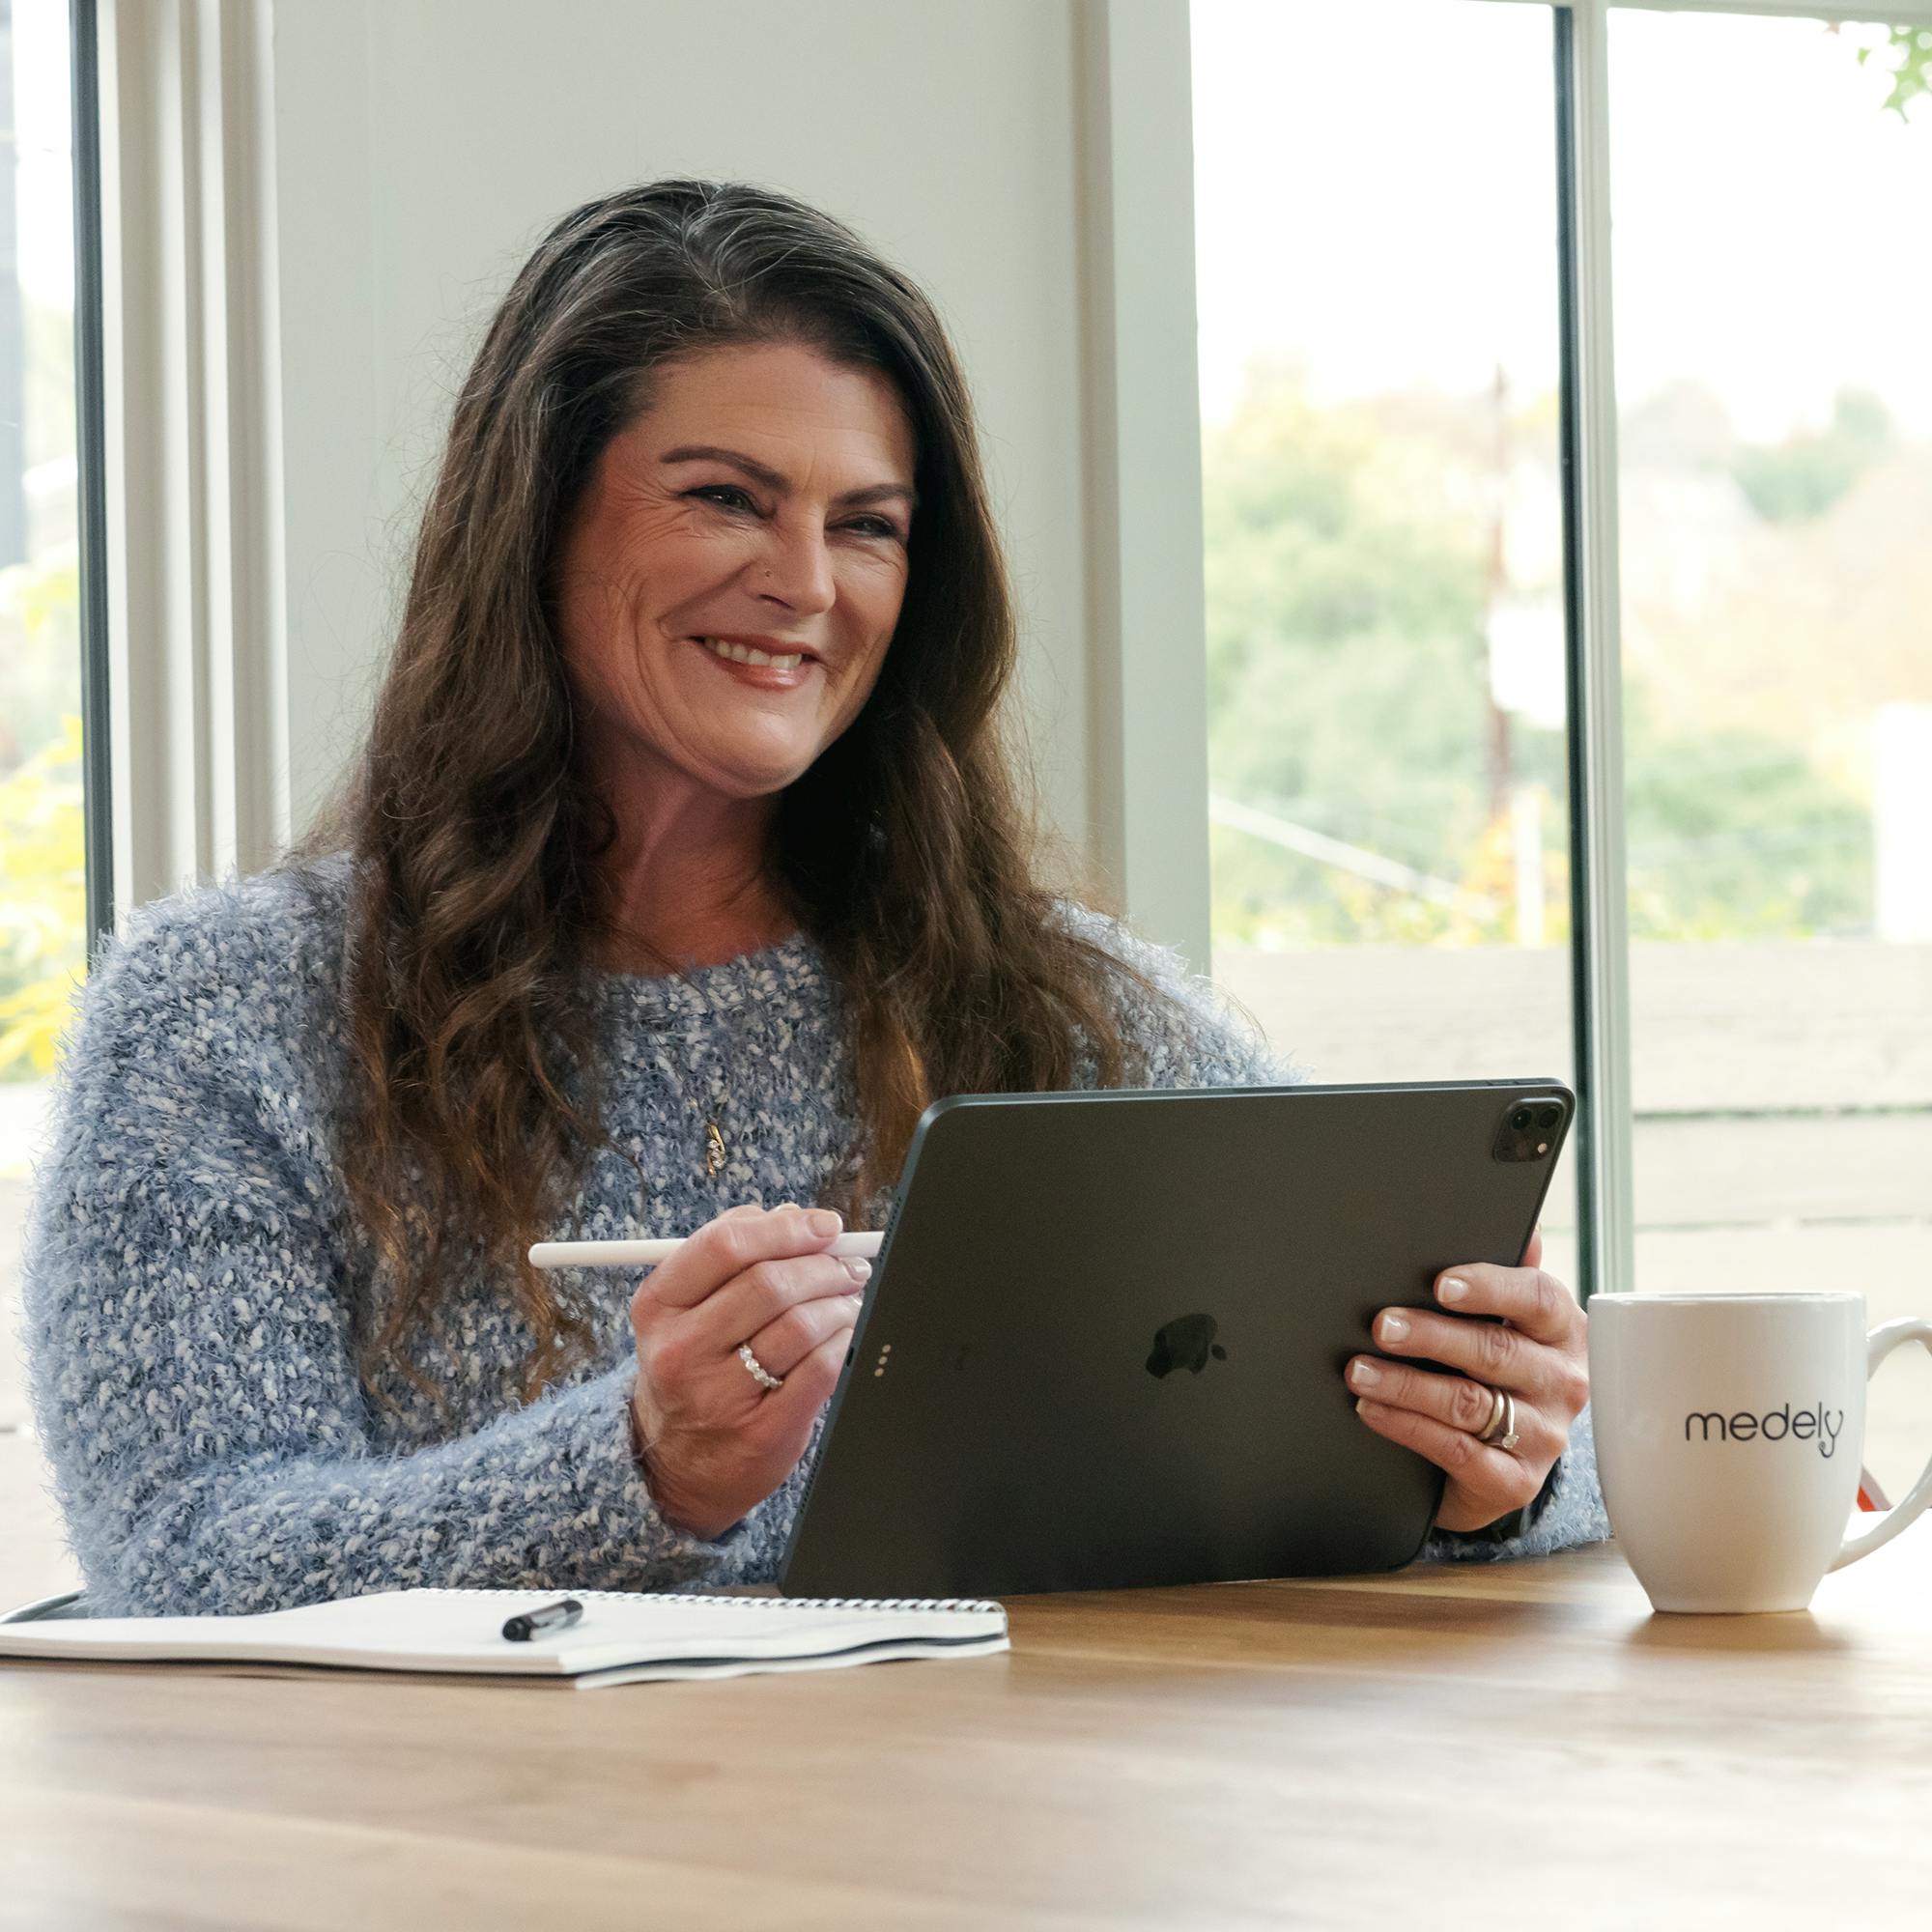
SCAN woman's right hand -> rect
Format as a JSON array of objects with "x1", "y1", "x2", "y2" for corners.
[{"x1": 628, "y1": 1203, "x2": 869, "y2": 1541}]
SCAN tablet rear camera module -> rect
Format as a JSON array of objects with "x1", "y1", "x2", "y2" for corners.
[{"x1": 1493, "y1": 1101, "x2": 1555, "y2": 1164}]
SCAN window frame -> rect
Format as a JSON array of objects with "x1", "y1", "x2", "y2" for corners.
[
  {"x1": 81, "y1": 0, "x2": 288, "y2": 937},
  {"x1": 1553, "y1": 2, "x2": 1634, "y2": 1310},
  {"x1": 71, "y1": 0, "x2": 112, "y2": 962}
]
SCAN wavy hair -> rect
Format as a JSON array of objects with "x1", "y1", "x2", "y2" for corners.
[{"x1": 289, "y1": 179, "x2": 1178, "y2": 1407}]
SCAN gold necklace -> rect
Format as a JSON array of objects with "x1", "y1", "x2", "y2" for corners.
[
  {"x1": 591, "y1": 923, "x2": 745, "y2": 1180},
  {"x1": 696, "y1": 972, "x2": 753, "y2": 1183},
  {"x1": 692, "y1": 918, "x2": 801, "y2": 1179},
  {"x1": 604, "y1": 909, "x2": 791, "y2": 1183}
]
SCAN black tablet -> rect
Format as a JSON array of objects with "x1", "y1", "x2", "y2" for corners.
[{"x1": 780, "y1": 1078, "x2": 1574, "y2": 1598}]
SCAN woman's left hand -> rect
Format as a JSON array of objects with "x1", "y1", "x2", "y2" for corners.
[{"x1": 1346, "y1": 1230, "x2": 1590, "y2": 1535}]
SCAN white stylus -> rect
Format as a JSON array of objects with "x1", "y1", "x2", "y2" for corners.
[{"x1": 527, "y1": 1231, "x2": 886, "y2": 1270}]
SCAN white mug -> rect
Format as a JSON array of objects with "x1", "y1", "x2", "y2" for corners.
[{"x1": 1588, "y1": 1292, "x2": 1932, "y2": 1613}]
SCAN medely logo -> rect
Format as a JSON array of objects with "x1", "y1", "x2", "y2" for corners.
[{"x1": 1684, "y1": 1403, "x2": 1844, "y2": 1459}]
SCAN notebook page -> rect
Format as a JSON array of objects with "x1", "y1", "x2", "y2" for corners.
[{"x1": 0, "y1": 1586, "x2": 1009, "y2": 1680}]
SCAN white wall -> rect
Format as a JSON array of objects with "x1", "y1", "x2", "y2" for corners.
[{"x1": 271, "y1": 0, "x2": 1097, "y2": 855}]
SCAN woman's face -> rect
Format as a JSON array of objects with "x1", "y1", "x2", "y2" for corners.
[{"x1": 554, "y1": 340, "x2": 918, "y2": 806}]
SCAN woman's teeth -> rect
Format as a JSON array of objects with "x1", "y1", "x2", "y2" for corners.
[{"x1": 697, "y1": 637, "x2": 805, "y2": 670}]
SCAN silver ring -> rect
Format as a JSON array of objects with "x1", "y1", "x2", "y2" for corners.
[
  {"x1": 1481, "y1": 1389, "x2": 1520, "y2": 1454},
  {"x1": 1475, "y1": 1383, "x2": 1508, "y2": 1443},
  {"x1": 737, "y1": 1343, "x2": 784, "y2": 1392}
]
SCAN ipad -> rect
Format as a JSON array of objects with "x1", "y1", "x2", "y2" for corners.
[{"x1": 780, "y1": 1079, "x2": 1575, "y2": 1598}]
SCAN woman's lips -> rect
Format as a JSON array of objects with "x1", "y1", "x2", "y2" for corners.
[{"x1": 689, "y1": 637, "x2": 819, "y2": 690}]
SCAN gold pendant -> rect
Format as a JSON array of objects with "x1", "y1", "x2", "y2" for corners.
[{"x1": 703, "y1": 1120, "x2": 726, "y2": 1177}]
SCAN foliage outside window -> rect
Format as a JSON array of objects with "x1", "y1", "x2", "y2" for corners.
[
  {"x1": 0, "y1": 0, "x2": 82, "y2": 1173},
  {"x1": 1200, "y1": 11, "x2": 1920, "y2": 956}
]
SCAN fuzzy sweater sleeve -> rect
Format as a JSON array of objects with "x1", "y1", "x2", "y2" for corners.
[
  {"x1": 1418, "y1": 1406, "x2": 1609, "y2": 1563},
  {"x1": 20, "y1": 884, "x2": 768, "y2": 1616},
  {"x1": 1072, "y1": 902, "x2": 1608, "y2": 1564}
]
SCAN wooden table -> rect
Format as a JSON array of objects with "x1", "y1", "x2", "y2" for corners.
[{"x1": 5, "y1": 1532, "x2": 1930, "y2": 1930}]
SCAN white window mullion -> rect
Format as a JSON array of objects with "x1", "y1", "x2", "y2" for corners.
[
  {"x1": 98, "y1": 0, "x2": 287, "y2": 923},
  {"x1": 197, "y1": 0, "x2": 289, "y2": 883},
  {"x1": 1562, "y1": 0, "x2": 1636, "y2": 1301},
  {"x1": 1076, "y1": 0, "x2": 1212, "y2": 971},
  {"x1": 194, "y1": 0, "x2": 248, "y2": 883}
]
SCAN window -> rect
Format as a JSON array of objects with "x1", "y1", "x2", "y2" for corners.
[
  {"x1": 0, "y1": 0, "x2": 85, "y2": 1606},
  {"x1": 1607, "y1": 7, "x2": 1932, "y2": 1500},
  {"x1": 1191, "y1": 1, "x2": 1932, "y2": 1490},
  {"x1": 0, "y1": 0, "x2": 81, "y2": 1178},
  {"x1": 1192, "y1": 0, "x2": 1580, "y2": 1288}
]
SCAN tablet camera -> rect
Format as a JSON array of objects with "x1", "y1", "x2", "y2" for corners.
[{"x1": 1492, "y1": 1098, "x2": 1563, "y2": 1163}]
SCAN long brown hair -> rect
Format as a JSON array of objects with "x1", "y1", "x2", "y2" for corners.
[{"x1": 289, "y1": 179, "x2": 1186, "y2": 1406}]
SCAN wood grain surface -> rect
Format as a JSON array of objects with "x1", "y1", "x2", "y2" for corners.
[{"x1": 5, "y1": 1530, "x2": 1930, "y2": 1930}]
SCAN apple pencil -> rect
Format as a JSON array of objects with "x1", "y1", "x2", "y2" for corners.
[{"x1": 527, "y1": 1231, "x2": 885, "y2": 1270}]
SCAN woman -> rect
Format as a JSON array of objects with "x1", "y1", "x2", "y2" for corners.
[{"x1": 23, "y1": 181, "x2": 1605, "y2": 1615}]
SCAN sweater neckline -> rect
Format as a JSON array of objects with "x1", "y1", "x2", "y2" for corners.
[{"x1": 586, "y1": 926, "x2": 827, "y2": 1020}]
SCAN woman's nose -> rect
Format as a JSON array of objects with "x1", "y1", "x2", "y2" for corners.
[{"x1": 754, "y1": 522, "x2": 838, "y2": 615}]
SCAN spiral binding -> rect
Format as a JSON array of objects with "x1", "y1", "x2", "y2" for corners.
[{"x1": 425, "y1": 1586, "x2": 1001, "y2": 1616}]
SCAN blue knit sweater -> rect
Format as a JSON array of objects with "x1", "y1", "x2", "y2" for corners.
[{"x1": 21, "y1": 855, "x2": 1606, "y2": 1615}]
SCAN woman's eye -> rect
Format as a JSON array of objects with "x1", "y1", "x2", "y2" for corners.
[
  {"x1": 691, "y1": 485, "x2": 757, "y2": 513},
  {"x1": 689, "y1": 486, "x2": 900, "y2": 543}
]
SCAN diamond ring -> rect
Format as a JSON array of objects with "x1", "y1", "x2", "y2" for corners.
[{"x1": 738, "y1": 1343, "x2": 784, "y2": 1392}]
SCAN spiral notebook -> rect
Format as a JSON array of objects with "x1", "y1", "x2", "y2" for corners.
[{"x1": 0, "y1": 1586, "x2": 1009, "y2": 1688}]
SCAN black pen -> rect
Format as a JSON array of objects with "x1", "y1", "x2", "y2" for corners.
[{"x1": 501, "y1": 1597, "x2": 583, "y2": 1641}]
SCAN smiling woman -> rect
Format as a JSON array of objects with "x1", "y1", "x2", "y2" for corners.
[
  {"x1": 554, "y1": 343, "x2": 919, "y2": 969},
  {"x1": 285, "y1": 180, "x2": 1205, "y2": 1317},
  {"x1": 20, "y1": 179, "x2": 1605, "y2": 1613}
]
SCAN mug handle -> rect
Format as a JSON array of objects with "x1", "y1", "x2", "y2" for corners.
[{"x1": 1831, "y1": 1319, "x2": 1932, "y2": 1571}]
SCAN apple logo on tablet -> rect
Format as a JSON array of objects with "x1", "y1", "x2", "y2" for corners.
[{"x1": 1147, "y1": 1314, "x2": 1229, "y2": 1378}]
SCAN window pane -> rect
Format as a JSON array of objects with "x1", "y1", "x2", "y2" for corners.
[
  {"x1": 1608, "y1": 12, "x2": 1932, "y2": 1499},
  {"x1": 1192, "y1": 0, "x2": 1578, "y2": 1284},
  {"x1": 0, "y1": 0, "x2": 80, "y2": 1606}
]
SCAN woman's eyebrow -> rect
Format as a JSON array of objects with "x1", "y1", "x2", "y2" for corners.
[{"x1": 659, "y1": 443, "x2": 917, "y2": 509}]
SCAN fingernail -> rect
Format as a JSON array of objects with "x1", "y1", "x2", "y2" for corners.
[
  {"x1": 843, "y1": 1258, "x2": 872, "y2": 1282},
  {"x1": 1350, "y1": 1358, "x2": 1380, "y2": 1390},
  {"x1": 1379, "y1": 1312, "x2": 1410, "y2": 1343},
  {"x1": 1355, "y1": 1397, "x2": 1380, "y2": 1418},
  {"x1": 808, "y1": 1208, "x2": 842, "y2": 1238},
  {"x1": 1438, "y1": 1278, "x2": 1469, "y2": 1305}
]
